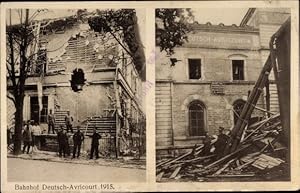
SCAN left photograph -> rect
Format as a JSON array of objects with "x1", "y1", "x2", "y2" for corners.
[{"x1": 6, "y1": 8, "x2": 146, "y2": 182}]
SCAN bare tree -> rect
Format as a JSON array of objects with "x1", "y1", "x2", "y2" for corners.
[
  {"x1": 7, "y1": 9, "x2": 32, "y2": 154},
  {"x1": 6, "y1": 9, "x2": 52, "y2": 154}
]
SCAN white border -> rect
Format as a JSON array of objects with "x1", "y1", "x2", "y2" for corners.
[{"x1": 1, "y1": 1, "x2": 299, "y2": 192}]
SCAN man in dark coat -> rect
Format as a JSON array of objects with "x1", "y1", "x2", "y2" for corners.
[
  {"x1": 90, "y1": 128, "x2": 101, "y2": 159},
  {"x1": 73, "y1": 126, "x2": 84, "y2": 158},
  {"x1": 22, "y1": 120, "x2": 33, "y2": 154},
  {"x1": 214, "y1": 127, "x2": 230, "y2": 158},
  {"x1": 200, "y1": 131, "x2": 212, "y2": 156},
  {"x1": 57, "y1": 127, "x2": 68, "y2": 157}
]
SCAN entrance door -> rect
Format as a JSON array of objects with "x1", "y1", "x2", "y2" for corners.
[{"x1": 30, "y1": 96, "x2": 48, "y2": 123}]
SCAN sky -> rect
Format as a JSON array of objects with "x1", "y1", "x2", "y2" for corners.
[{"x1": 191, "y1": 8, "x2": 249, "y2": 25}]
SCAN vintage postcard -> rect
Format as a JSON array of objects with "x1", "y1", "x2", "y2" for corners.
[{"x1": 1, "y1": 1, "x2": 299, "y2": 192}]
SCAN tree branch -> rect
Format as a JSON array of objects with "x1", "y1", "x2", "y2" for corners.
[
  {"x1": 109, "y1": 31, "x2": 133, "y2": 59},
  {"x1": 7, "y1": 93, "x2": 16, "y2": 105}
]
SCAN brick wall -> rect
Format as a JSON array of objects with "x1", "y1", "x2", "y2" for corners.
[{"x1": 155, "y1": 82, "x2": 265, "y2": 148}]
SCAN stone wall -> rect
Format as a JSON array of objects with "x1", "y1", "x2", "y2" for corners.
[
  {"x1": 55, "y1": 83, "x2": 114, "y2": 123},
  {"x1": 156, "y1": 47, "x2": 262, "y2": 82},
  {"x1": 155, "y1": 81, "x2": 266, "y2": 149}
]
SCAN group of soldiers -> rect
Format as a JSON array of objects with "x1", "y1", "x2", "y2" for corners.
[
  {"x1": 22, "y1": 120, "x2": 43, "y2": 154},
  {"x1": 200, "y1": 126, "x2": 230, "y2": 159},
  {"x1": 56, "y1": 127, "x2": 101, "y2": 159},
  {"x1": 48, "y1": 109, "x2": 103, "y2": 159}
]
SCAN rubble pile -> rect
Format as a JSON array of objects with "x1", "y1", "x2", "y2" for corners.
[{"x1": 156, "y1": 113, "x2": 287, "y2": 182}]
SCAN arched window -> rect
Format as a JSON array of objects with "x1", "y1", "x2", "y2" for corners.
[
  {"x1": 233, "y1": 99, "x2": 246, "y2": 125},
  {"x1": 188, "y1": 100, "x2": 206, "y2": 136}
]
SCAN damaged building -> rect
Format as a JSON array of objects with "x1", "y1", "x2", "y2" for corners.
[
  {"x1": 7, "y1": 12, "x2": 146, "y2": 157},
  {"x1": 155, "y1": 8, "x2": 291, "y2": 155}
]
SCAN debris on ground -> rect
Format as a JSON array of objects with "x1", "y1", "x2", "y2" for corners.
[{"x1": 156, "y1": 113, "x2": 288, "y2": 182}]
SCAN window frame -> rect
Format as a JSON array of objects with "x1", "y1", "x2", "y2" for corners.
[
  {"x1": 30, "y1": 95, "x2": 48, "y2": 123},
  {"x1": 188, "y1": 58, "x2": 202, "y2": 80},
  {"x1": 188, "y1": 100, "x2": 206, "y2": 136},
  {"x1": 232, "y1": 59, "x2": 245, "y2": 81}
]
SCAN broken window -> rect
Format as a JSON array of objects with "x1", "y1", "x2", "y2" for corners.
[
  {"x1": 232, "y1": 60, "x2": 244, "y2": 80},
  {"x1": 188, "y1": 100, "x2": 206, "y2": 136},
  {"x1": 188, "y1": 59, "x2": 201, "y2": 79}
]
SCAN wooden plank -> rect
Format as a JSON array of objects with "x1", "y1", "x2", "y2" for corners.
[
  {"x1": 156, "y1": 151, "x2": 189, "y2": 168},
  {"x1": 259, "y1": 154, "x2": 282, "y2": 165},
  {"x1": 159, "y1": 146, "x2": 203, "y2": 168},
  {"x1": 214, "y1": 159, "x2": 236, "y2": 176},
  {"x1": 156, "y1": 172, "x2": 165, "y2": 182},
  {"x1": 169, "y1": 167, "x2": 182, "y2": 179},
  {"x1": 205, "y1": 144, "x2": 251, "y2": 170},
  {"x1": 235, "y1": 159, "x2": 256, "y2": 170}
]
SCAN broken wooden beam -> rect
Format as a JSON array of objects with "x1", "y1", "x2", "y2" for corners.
[
  {"x1": 169, "y1": 166, "x2": 182, "y2": 179},
  {"x1": 214, "y1": 159, "x2": 236, "y2": 176},
  {"x1": 156, "y1": 171, "x2": 165, "y2": 181},
  {"x1": 205, "y1": 144, "x2": 251, "y2": 170}
]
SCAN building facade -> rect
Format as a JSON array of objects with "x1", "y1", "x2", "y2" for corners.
[
  {"x1": 7, "y1": 17, "x2": 146, "y2": 156},
  {"x1": 155, "y1": 8, "x2": 290, "y2": 154}
]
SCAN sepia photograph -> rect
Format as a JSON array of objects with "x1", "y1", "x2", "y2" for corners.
[
  {"x1": 1, "y1": 1, "x2": 299, "y2": 192},
  {"x1": 155, "y1": 8, "x2": 291, "y2": 182},
  {"x1": 5, "y1": 8, "x2": 146, "y2": 183}
]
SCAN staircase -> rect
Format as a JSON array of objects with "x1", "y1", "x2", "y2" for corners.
[
  {"x1": 54, "y1": 110, "x2": 69, "y2": 130},
  {"x1": 84, "y1": 116, "x2": 116, "y2": 136},
  {"x1": 53, "y1": 110, "x2": 116, "y2": 136}
]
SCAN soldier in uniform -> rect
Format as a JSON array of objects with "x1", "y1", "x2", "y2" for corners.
[
  {"x1": 72, "y1": 126, "x2": 84, "y2": 158},
  {"x1": 47, "y1": 109, "x2": 56, "y2": 134},
  {"x1": 22, "y1": 120, "x2": 33, "y2": 154},
  {"x1": 214, "y1": 127, "x2": 230, "y2": 158},
  {"x1": 200, "y1": 131, "x2": 212, "y2": 156},
  {"x1": 90, "y1": 128, "x2": 101, "y2": 159},
  {"x1": 57, "y1": 126, "x2": 68, "y2": 157},
  {"x1": 64, "y1": 111, "x2": 74, "y2": 133}
]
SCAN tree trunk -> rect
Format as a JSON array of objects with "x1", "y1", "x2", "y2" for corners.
[{"x1": 13, "y1": 95, "x2": 24, "y2": 155}]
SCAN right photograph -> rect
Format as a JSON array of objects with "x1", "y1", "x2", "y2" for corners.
[{"x1": 155, "y1": 8, "x2": 291, "y2": 182}]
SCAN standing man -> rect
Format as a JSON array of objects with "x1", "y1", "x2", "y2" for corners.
[
  {"x1": 200, "y1": 131, "x2": 212, "y2": 156},
  {"x1": 65, "y1": 111, "x2": 74, "y2": 133},
  {"x1": 73, "y1": 126, "x2": 84, "y2": 158},
  {"x1": 57, "y1": 126, "x2": 68, "y2": 157},
  {"x1": 32, "y1": 121, "x2": 42, "y2": 151},
  {"x1": 90, "y1": 128, "x2": 101, "y2": 159},
  {"x1": 22, "y1": 120, "x2": 33, "y2": 154},
  {"x1": 214, "y1": 127, "x2": 229, "y2": 158},
  {"x1": 47, "y1": 109, "x2": 56, "y2": 134}
]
